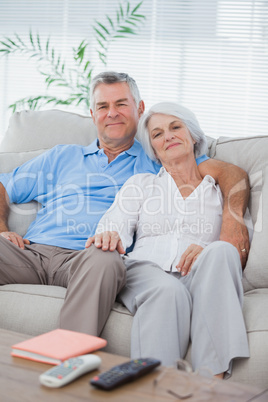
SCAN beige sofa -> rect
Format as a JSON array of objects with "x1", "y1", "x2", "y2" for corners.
[{"x1": 0, "y1": 109, "x2": 267, "y2": 390}]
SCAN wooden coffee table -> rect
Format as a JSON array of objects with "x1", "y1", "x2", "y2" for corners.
[{"x1": 0, "y1": 329, "x2": 266, "y2": 401}]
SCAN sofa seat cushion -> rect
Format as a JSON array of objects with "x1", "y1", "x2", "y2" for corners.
[
  {"x1": 184, "y1": 289, "x2": 268, "y2": 388},
  {"x1": 100, "y1": 301, "x2": 132, "y2": 357},
  {"x1": 229, "y1": 289, "x2": 268, "y2": 387},
  {"x1": 0, "y1": 284, "x2": 133, "y2": 354},
  {"x1": 0, "y1": 284, "x2": 66, "y2": 336}
]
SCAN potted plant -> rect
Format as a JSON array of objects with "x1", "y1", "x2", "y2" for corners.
[{"x1": 0, "y1": 0, "x2": 145, "y2": 112}]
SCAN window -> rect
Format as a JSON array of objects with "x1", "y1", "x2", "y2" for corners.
[{"x1": 0, "y1": 0, "x2": 267, "y2": 140}]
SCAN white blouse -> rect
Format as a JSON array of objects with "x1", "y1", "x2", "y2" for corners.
[{"x1": 96, "y1": 167, "x2": 223, "y2": 272}]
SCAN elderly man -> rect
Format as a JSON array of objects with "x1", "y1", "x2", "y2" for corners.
[{"x1": 0, "y1": 71, "x2": 249, "y2": 337}]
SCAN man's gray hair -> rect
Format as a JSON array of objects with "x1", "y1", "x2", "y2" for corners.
[
  {"x1": 90, "y1": 71, "x2": 141, "y2": 110},
  {"x1": 137, "y1": 102, "x2": 208, "y2": 162}
]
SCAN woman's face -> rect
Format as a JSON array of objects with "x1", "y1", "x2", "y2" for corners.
[{"x1": 148, "y1": 113, "x2": 196, "y2": 165}]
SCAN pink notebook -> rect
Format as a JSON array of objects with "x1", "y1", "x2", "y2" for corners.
[{"x1": 11, "y1": 329, "x2": 107, "y2": 365}]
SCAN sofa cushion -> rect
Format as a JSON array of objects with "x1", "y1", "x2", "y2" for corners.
[
  {"x1": 0, "y1": 150, "x2": 46, "y2": 173},
  {"x1": 0, "y1": 284, "x2": 66, "y2": 336},
  {"x1": 184, "y1": 288, "x2": 268, "y2": 388},
  {"x1": 8, "y1": 202, "x2": 40, "y2": 237},
  {"x1": 230, "y1": 289, "x2": 268, "y2": 387},
  {"x1": 100, "y1": 301, "x2": 132, "y2": 357},
  {"x1": 0, "y1": 283, "x2": 133, "y2": 357},
  {"x1": 209, "y1": 135, "x2": 268, "y2": 291},
  {"x1": 0, "y1": 150, "x2": 45, "y2": 236},
  {"x1": 0, "y1": 109, "x2": 97, "y2": 152}
]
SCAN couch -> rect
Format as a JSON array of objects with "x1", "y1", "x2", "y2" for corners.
[{"x1": 0, "y1": 109, "x2": 267, "y2": 390}]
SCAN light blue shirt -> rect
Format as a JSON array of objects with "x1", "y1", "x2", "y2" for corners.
[{"x1": 0, "y1": 139, "x2": 209, "y2": 250}]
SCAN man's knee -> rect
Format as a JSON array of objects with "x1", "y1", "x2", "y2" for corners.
[
  {"x1": 79, "y1": 246, "x2": 126, "y2": 288},
  {"x1": 86, "y1": 246, "x2": 125, "y2": 271}
]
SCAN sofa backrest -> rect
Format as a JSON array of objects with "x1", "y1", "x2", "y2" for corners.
[
  {"x1": 209, "y1": 136, "x2": 268, "y2": 291},
  {"x1": 0, "y1": 109, "x2": 267, "y2": 291},
  {"x1": 0, "y1": 109, "x2": 98, "y2": 237},
  {"x1": 0, "y1": 109, "x2": 97, "y2": 152}
]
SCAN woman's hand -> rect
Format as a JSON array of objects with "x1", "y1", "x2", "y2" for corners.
[
  {"x1": 176, "y1": 244, "x2": 203, "y2": 276},
  {"x1": 85, "y1": 231, "x2": 125, "y2": 254}
]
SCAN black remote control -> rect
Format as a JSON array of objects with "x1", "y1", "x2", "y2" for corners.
[{"x1": 90, "y1": 357, "x2": 161, "y2": 390}]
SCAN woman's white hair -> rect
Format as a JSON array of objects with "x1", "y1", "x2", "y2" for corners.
[{"x1": 137, "y1": 102, "x2": 208, "y2": 163}]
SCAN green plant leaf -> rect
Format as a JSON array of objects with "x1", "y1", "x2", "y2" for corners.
[
  {"x1": 6, "y1": 38, "x2": 18, "y2": 47},
  {"x1": 132, "y1": 14, "x2": 146, "y2": 19},
  {"x1": 55, "y1": 56, "x2": 61, "y2": 69},
  {"x1": 119, "y1": 26, "x2": 136, "y2": 34},
  {"x1": 46, "y1": 37, "x2": 50, "y2": 55},
  {"x1": 0, "y1": 40, "x2": 11, "y2": 48},
  {"x1": 96, "y1": 38, "x2": 107, "y2": 50},
  {"x1": 96, "y1": 22, "x2": 110, "y2": 35},
  {"x1": 124, "y1": 20, "x2": 137, "y2": 27},
  {"x1": 29, "y1": 31, "x2": 35, "y2": 48},
  {"x1": 87, "y1": 69, "x2": 93, "y2": 79},
  {"x1": 15, "y1": 33, "x2": 25, "y2": 47},
  {"x1": 93, "y1": 27, "x2": 107, "y2": 42},
  {"x1": 75, "y1": 43, "x2": 88, "y2": 64},
  {"x1": 129, "y1": 15, "x2": 143, "y2": 22},
  {"x1": 37, "y1": 33, "x2": 42, "y2": 51},
  {"x1": 84, "y1": 61, "x2": 90, "y2": 71},
  {"x1": 106, "y1": 15, "x2": 114, "y2": 29},
  {"x1": 132, "y1": 1, "x2": 143, "y2": 14}
]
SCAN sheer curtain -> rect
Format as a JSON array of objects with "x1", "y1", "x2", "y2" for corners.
[{"x1": 0, "y1": 0, "x2": 267, "y2": 140}]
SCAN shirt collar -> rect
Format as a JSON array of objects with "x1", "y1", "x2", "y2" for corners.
[
  {"x1": 83, "y1": 139, "x2": 100, "y2": 155},
  {"x1": 125, "y1": 138, "x2": 143, "y2": 156},
  {"x1": 157, "y1": 166, "x2": 167, "y2": 177},
  {"x1": 82, "y1": 138, "x2": 142, "y2": 157}
]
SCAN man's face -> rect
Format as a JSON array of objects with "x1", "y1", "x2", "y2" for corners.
[{"x1": 90, "y1": 82, "x2": 144, "y2": 149}]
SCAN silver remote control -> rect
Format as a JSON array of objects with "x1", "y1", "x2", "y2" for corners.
[{"x1": 39, "y1": 354, "x2": 101, "y2": 388}]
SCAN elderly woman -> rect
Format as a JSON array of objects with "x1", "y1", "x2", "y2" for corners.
[{"x1": 86, "y1": 102, "x2": 250, "y2": 379}]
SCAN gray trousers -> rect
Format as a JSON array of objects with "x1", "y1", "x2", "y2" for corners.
[
  {"x1": 118, "y1": 241, "x2": 249, "y2": 376},
  {"x1": 0, "y1": 236, "x2": 126, "y2": 336}
]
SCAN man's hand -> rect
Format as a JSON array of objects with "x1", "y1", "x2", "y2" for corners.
[
  {"x1": 220, "y1": 212, "x2": 249, "y2": 269},
  {"x1": 0, "y1": 231, "x2": 30, "y2": 249},
  {"x1": 85, "y1": 231, "x2": 125, "y2": 254},
  {"x1": 176, "y1": 244, "x2": 203, "y2": 276}
]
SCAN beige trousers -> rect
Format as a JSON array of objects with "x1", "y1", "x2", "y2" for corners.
[{"x1": 0, "y1": 236, "x2": 126, "y2": 336}]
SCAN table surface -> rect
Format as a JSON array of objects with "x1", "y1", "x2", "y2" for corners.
[{"x1": 0, "y1": 328, "x2": 266, "y2": 402}]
